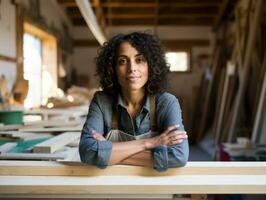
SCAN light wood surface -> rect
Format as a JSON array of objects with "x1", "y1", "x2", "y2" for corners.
[
  {"x1": 0, "y1": 175, "x2": 265, "y2": 195},
  {"x1": 0, "y1": 143, "x2": 16, "y2": 153},
  {"x1": 19, "y1": 126, "x2": 83, "y2": 133},
  {"x1": 33, "y1": 132, "x2": 80, "y2": 153},
  {"x1": 0, "y1": 161, "x2": 265, "y2": 176},
  {"x1": 0, "y1": 153, "x2": 65, "y2": 160},
  {"x1": 0, "y1": 161, "x2": 265, "y2": 196}
]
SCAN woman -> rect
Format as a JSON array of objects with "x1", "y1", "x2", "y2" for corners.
[{"x1": 79, "y1": 32, "x2": 189, "y2": 172}]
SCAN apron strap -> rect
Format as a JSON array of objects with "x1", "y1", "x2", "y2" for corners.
[
  {"x1": 111, "y1": 105, "x2": 118, "y2": 129},
  {"x1": 111, "y1": 95, "x2": 157, "y2": 131},
  {"x1": 150, "y1": 95, "x2": 157, "y2": 131}
]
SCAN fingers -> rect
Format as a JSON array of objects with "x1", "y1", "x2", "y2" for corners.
[
  {"x1": 165, "y1": 124, "x2": 180, "y2": 134},
  {"x1": 168, "y1": 131, "x2": 188, "y2": 145},
  {"x1": 91, "y1": 130, "x2": 106, "y2": 141},
  {"x1": 167, "y1": 131, "x2": 187, "y2": 139}
]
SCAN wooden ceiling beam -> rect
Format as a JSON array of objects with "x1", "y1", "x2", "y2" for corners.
[
  {"x1": 57, "y1": 0, "x2": 77, "y2": 7},
  {"x1": 91, "y1": 0, "x2": 106, "y2": 31},
  {"x1": 101, "y1": 2, "x2": 156, "y2": 8},
  {"x1": 72, "y1": 18, "x2": 214, "y2": 26},
  {"x1": 213, "y1": 0, "x2": 230, "y2": 30},
  {"x1": 57, "y1": 0, "x2": 98, "y2": 7},
  {"x1": 105, "y1": 13, "x2": 215, "y2": 19},
  {"x1": 100, "y1": 2, "x2": 221, "y2": 8},
  {"x1": 58, "y1": 0, "x2": 223, "y2": 8},
  {"x1": 74, "y1": 39, "x2": 210, "y2": 48}
]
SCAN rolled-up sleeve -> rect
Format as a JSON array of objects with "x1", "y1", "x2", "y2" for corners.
[
  {"x1": 79, "y1": 93, "x2": 112, "y2": 168},
  {"x1": 153, "y1": 95, "x2": 189, "y2": 171},
  {"x1": 153, "y1": 144, "x2": 168, "y2": 172}
]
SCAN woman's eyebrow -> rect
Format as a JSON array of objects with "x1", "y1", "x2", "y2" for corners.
[
  {"x1": 117, "y1": 55, "x2": 128, "y2": 58},
  {"x1": 135, "y1": 54, "x2": 143, "y2": 57},
  {"x1": 117, "y1": 54, "x2": 143, "y2": 58}
]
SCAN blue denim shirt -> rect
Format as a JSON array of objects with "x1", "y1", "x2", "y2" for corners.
[{"x1": 79, "y1": 91, "x2": 189, "y2": 172}]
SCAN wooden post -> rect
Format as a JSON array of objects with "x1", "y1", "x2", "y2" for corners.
[
  {"x1": 197, "y1": 46, "x2": 221, "y2": 141},
  {"x1": 215, "y1": 61, "x2": 236, "y2": 144},
  {"x1": 227, "y1": 0, "x2": 263, "y2": 142},
  {"x1": 252, "y1": 53, "x2": 266, "y2": 143}
]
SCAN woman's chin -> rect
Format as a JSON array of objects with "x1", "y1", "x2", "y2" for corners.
[{"x1": 123, "y1": 85, "x2": 145, "y2": 92}]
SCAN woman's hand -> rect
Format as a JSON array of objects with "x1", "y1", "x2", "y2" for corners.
[
  {"x1": 91, "y1": 130, "x2": 106, "y2": 141},
  {"x1": 145, "y1": 124, "x2": 188, "y2": 149}
]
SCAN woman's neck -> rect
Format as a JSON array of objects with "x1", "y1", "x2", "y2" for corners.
[
  {"x1": 121, "y1": 89, "x2": 145, "y2": 119},
  {"x1": 121, "y1": 89, "x2": 145, "y2": 109}
]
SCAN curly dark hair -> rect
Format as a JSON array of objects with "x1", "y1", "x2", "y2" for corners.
[{"x1": 95, "y1": 32, "x2": 170, "y2": 95}]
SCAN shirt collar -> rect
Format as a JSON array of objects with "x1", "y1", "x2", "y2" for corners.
[{"x1": 117, "y1": 92, "x2": 150, "y2": 113}]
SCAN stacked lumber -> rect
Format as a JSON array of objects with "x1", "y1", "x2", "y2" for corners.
[
  {"x1": 0, "y1": 105, "x2": 86, "y2": 161},
  {"x1": 193, "y1": 0, "x2": 266, "y2": 153},
  {"x1": 0, "y1": 131, "x2": 80, "y2": 161}
]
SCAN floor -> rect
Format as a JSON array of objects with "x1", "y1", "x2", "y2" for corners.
[{"x1": 189, "y1": 145, "x2": 213, "y2": 161}]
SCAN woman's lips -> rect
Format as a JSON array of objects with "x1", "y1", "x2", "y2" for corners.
[{"x1": 127, "y1": 76, "x2": 140, "y2": 82}]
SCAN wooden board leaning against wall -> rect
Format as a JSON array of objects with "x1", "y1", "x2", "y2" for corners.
[{"x1": 193, "y1": 0, "x2": 266, "y2": 159}]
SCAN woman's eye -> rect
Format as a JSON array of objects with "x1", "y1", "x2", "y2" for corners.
[
  {"x1": 136, "y1": 57, "x2": 146, "y2": 63},
  {"x1": 118, "y1": 59, "x2": 127, "y2": 65}
]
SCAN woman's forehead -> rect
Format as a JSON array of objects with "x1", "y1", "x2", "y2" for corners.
[{"x1": 117, "y1": 42, "x2": 140, "y2": 56}]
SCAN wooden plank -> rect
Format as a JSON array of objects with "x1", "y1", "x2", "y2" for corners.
[
  {"x1": 59, "y1": 147, "x2": 80, "y2": 161},
  {"x1": 101, "y1": 2, "x2": 221, "y2": 8},
  {"x1": 228, "y1": 0, "x2": 263, "y2": 142},
  {"x1": 93, "y1": 0, "x2": 106, "y2": 32},
  {"x1": 19, "y1": 126, "x2": 82, "y2": 133},
  {"x1": 0, "y1": 54, "x2": 17, "y2": 63},
  {"x1": 197, "y1": 46, "x2": 221, "y2": 141},
  {"x1": 214, "y1": 62, "x2": 236, "y2": 144},
  {"x1": 0, "y1": 143, "x2": 16, "y2": 154},
  {"x1": 213, "y1": 66, "x2": 226, "y2": 145},
  {"x1": 0, "y1": 153, "x2": 65, "y2": 160},
  {"x1": 0, "y1": 161, "x2": 265, "y2": 176},
  {"x1": 24, "y1": 120, "x2": 82, "y2": 127},
  {"x1": 33, "y1": 132, "x2": 80, "y2": 153},
  {"x1": 213, "y1": 0, "x2": 230, "y2": 30},
  {"x1": 74, "y1": 39, "x2": 210, "y2": 48},
  {"x1": 76, "y1": 0, "x2": 106, "y2": 45},
  {"x1": 24, "y1": 108, "x2": 87, "y2": 117},
  {"x1": 252, "y1": 53, "x2": 266, "y2": 143},
  {"x1": 0, "y1": 124, "x2": 23, "y2": 131},
  {"x1": 0, "y1": 175, "x2": 265, "y2": 195},
  {"x1": 16, "y1": 4, "x2": 24, "y2": 80},
  {"x1": 73, "y1": 17, "x2": 214, "y2": 26},
  {"x1": 105, "y1": 13, "x2": 214, "y2": 19}
]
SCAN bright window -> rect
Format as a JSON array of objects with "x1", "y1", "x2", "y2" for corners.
[
  {"x1": 23, "y1": 33, "x2": 42, "y2": 108},
  {"x1": 23, "y1": 22, "x2": 58, "y2": 109},
  {"x1": 166, "y1": 51, "x2": 190, "y2": 72}
]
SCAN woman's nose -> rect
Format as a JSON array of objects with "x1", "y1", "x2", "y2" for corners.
[{"x1": 128, "y1": 60, "x2": 137, "y2": 72}]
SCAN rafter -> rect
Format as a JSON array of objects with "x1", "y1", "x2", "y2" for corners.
[
  {"x1": 91, "y1": 0, "x2": 106, "y2": 31},
  {"x1": 213, "y1": 0, "x2": 233, "y2": 30},
  {"x1": 100, "y1": 2, "x2": 221, "y2": 8},
  {"x1": 105, "y1": 13, "x2": 215, "y2": 20},
  {"x1": 58, "y1": 0, "x2": 224, "y2": 27}
]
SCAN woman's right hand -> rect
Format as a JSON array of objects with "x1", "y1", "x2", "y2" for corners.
[{"x1": 145, "y1": 124, "x2": 188, "y2": 149}]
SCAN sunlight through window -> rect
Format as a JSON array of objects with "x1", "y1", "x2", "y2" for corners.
[{"x1": 166, "y1": 51, "x2": 190, "y2": 72}]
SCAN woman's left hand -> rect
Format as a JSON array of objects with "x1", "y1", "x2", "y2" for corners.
[{"x1": 91, "y1": 130, "x2": 106, "y2": 141}]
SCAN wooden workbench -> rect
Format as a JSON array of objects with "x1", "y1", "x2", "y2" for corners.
[{"x1": 0, "y1": 161, "x2": 266, "y2": 199}]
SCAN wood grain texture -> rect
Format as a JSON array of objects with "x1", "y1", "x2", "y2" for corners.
[
  {"x1": 0, "y1": 161, "x2": 265, "y2": 196},
  {"x1": 33, "y1": 132, "x2": 80, "y2": 153},
  {"x1": 0, "y1": 161, "x2": 265, "y2": 176},
  {"x1": 0, "y1": 175, "x2": 265, "y2": 194}
]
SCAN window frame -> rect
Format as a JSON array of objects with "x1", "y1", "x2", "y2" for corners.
[
  {"x1": 23, "y1": 21, "x2": 58, "y2": 108},
  {"x1": 165, "y1": 47, "x2": 192, "y2": 73}
]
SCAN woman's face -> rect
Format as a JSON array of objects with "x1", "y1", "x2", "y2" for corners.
[{"x1": 116, "y1": 42, "x2": 148, "y2": 93}]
